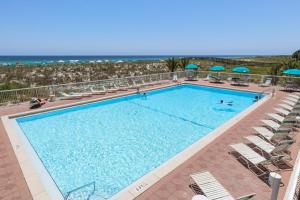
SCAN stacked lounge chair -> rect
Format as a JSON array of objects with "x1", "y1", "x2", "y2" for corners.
[{"x1": 190, "y1": 171, "x2": 256, "y2": 200}]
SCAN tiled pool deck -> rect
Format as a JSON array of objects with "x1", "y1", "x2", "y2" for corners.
[{"x1": 0, "y1": 79, "x2": 299, "y2": 200}]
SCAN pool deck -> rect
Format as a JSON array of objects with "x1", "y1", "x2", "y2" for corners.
[{"x1": 0, "y1": 79, "x2": 299, "y2": 200}]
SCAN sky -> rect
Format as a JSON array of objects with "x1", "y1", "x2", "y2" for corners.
[{"x1": 0, "y1": 0, "x2": 299, "y2": 55}]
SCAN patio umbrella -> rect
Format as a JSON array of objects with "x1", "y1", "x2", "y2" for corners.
[
  {"x1": 283, "y1": 69, "x2": 300, "y2": 76},
  {"x1": 210, "y1": 65, "x2": 225, "y2": 71},
  {"x1": 185, "y1": 64, "x2": 199, "y2": 70},
  {"x1": 232, "y1": 66, "x2": 250, "y2": 73}
]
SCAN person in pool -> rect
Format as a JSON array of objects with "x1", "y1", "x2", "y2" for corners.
[
  {"x1": 253, "y1": 95, "x2": 260, "y2": 102},
  {"x1": 220, "y1": 100, "x2": 233, "y2": 106}
]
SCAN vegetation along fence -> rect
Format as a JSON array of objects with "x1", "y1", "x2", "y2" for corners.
[{"x1": 0, "y1": 71, "x2": 299, "y2": 106}]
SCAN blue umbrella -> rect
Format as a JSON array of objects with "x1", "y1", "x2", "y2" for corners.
[
  {"x1": 232, "y1": 66, "x2": 250, "y2": 73},
  {"x1": 283, "y1": 69, "x2": 300, "y2": 76},
  {"x1": 210, "y1": 65, "x2": 225, "y2": 71},
  {"x1": 185, "y1": 64, "x2": 199, "y2": 70}
]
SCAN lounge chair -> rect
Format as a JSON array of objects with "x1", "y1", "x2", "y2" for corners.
[
  {"x1": 89, "y1": 86, "x2": 107, "y2": 95},
  {"x1": 141, "y1": 79, "x2": 153, "y2": 87},
  {"x1": 245, "y1": 135, "x2": 293, "y2": 159},
  {"x1": 288, "y1": 94, "x2": 300, "y2": 99},
  {"x1": 190, "y1": 171, "x2": 256, "y2": 200},
  {"x1": 285, "y1": 97, "x2": 299, "y2": 103},
  {"x1": 116, "y1": 81, "x2": 129, "y2": 91},
  {"x1": 58, "y1": 92, "x2": 83, "y2": 100},
  {"x1": 259, "y1": 78, "x2": 272, "y2": 87},
  {"x1": 252, "y1": 127, "x2": 291, "y2": 142},
  {"x1": 239, "y1": 75, "x2": 250, "y2": 86},
  {"x1": 260, "y1": 120, "x2": 292, "y2": 132},
  {"x1": 229, "y1": 143, "x2": 271, "y2": 176},
  {"x1": 105, "y1": 84, "x2": 119, "y2": 93},
  {"x1": 282, "y1": 100, "x2": 298, "y2": 107},
  {"x1": 203, "y1": 73, "x2": 212, "y2": 81},
  {"x1": 267, "y1": 113, "x2": 298, "y2": 125},
  {"x1": 70, "y1": 91, "x2": 92, "y2": 97},
  {"x1": 209, "y1": 75, "x2": 222, "y2": 83},
  {"x1": 279, "y1": 103, "x2": 300, "y2": 111}
]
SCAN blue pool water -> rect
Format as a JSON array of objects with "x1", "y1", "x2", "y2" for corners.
[{"x1": 16, "y1": 84, "x2": 260, "y2": 199}]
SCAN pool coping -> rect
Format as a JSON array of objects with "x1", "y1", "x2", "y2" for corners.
[{"x1": 1, "y1": 83, "x2": 271, "y2": 200}]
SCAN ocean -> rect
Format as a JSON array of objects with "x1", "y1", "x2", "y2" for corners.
[{"x1": 0, "y1": 55, "x2": 254, "y2": 66}]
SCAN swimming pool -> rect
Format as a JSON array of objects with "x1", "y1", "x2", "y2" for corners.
[{"x1": 16, "y1": 84, "x2": 260, "y2": 199}]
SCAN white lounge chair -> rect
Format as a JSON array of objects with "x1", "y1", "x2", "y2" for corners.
[
  {"x1": 252, "y1": 127, "x2": 291, "y2": 142},
  {"x1": 58, "y1": 92, "x2": 83, "y2": 100},
  {"x1": 259, "y1": 78, "x2": 272, "y2": 87},
  {"x1": 267, "y1": 113, "x2": 285, "y2": 123},
  {"x1": 245, "y1": 135, "x2": 292, "y2": 158},
  {"x1": 267, "y1": 113, "x2": 298, "y2": 125},
  {"x1": 116, "y1": 81, "x2": 129, "y2": 91},
  {"x1": 261, "y1": 120, "x2": 292, "y2": 132},
  {"x1": 282, "y1": 100, "x2": 297, "y2": 106},
  {"x1": 203, "y1": 73, "x2": 212, "y2": 81},
  {"x1": 70, "y1": 91, "x2": 92, "y2": 97},
  {"x1": 279, "y1": 103, "x2": 300, "y2": 111},
  {"x1": 285, "y1": 97, "x2": 299, "y2": 103},
  {"x1": 105, "y1": 84, "x2": 119, "y2": 93},
  {"x1": 89, "y1": 86, "x2": 107, "y2": 95},
  {"x1": 230, "y1": 143, "x2": 269, "y2": 176},
  {"x1": 275, "y1": 108, "x2": 290, "y2": 116},
  {"x1": 190, "y1": 171, "x2": 256, "y2": 200},
  {"x1": 288, "y1": 94, "x2": 300, "y2": 99}
]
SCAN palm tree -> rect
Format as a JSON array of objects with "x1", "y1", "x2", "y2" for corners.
[
  {"x1": 179, "y1": 58, "x2": 190, "y2": 70},
  {"x1": 292, "y1": 49, "x2": 300, "y2": 60},
  {"x1": 165, "y1": 57, "x2": 179, "y2": 72}
]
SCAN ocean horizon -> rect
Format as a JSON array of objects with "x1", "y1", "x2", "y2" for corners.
[{"x1": 0, "y1": 55, "x2": 263, "y2": 66}]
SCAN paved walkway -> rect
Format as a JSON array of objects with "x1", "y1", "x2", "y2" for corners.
[{"x1": 0, "y1": 80, "x2": 298, "y2": 200}]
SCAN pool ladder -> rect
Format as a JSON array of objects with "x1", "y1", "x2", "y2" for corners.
[{"x1": 65, "y1": 181, "x2": 108, "y2": 200}]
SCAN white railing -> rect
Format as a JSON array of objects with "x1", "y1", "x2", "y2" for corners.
[
  {"x1": 284, "y1": 150, "x2": 300, "y2": 200},
  {"x1": 0, "y1": 71, "x2": 189, "y2": 105},
  {"x1": 0, "y1": 71, "x2": 299, "y2": 106}
]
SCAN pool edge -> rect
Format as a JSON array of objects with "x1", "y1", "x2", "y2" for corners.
[{"x1": 2, "y1": 83, "x2": 270, "y2": 200}]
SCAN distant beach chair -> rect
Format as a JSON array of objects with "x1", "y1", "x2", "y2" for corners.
[
  {"x1": 70, "y1": 91, "x2": 92, "y2": 97},
  {"x1": 105, "y1": 84, "x2": 119, "y2": 93},
  {"x1": 209, "y1": 75, "x2": 222, "y2": 83},
  {"x1": 259, "y1": 78, "x2": 272, "y2": 87},
  {"x1": 240, "y1": 75, "x2": 250, "y2": 86},
  {"x1": 89, "y1": 86, "x2": 107, "y2": 95},
  {"x1": 58, "y1": 92, "x2": 83, "y2": 100},
  {"x1": 203, "y1": 73, "x2": 211, "y2": 81},
  {"x1": 190, "y1": 171, "x2": 256, "y2": 200}
]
